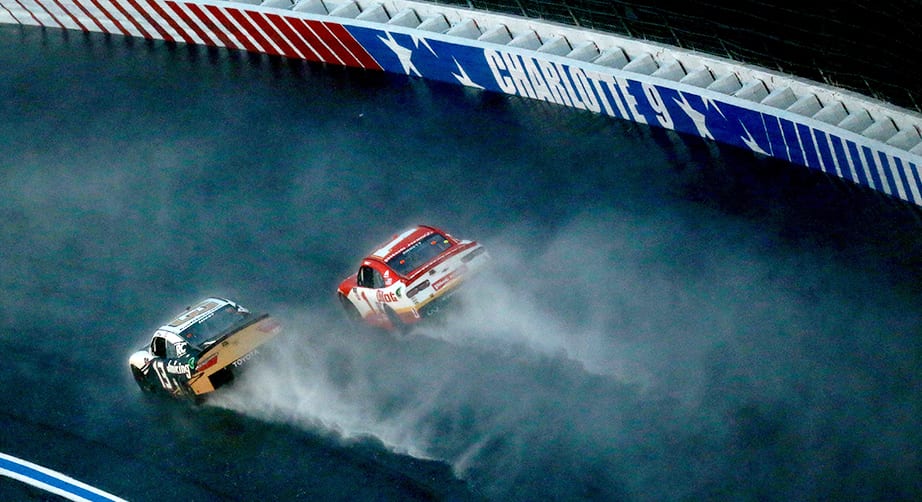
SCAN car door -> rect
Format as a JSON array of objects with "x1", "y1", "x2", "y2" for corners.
[
  {"x1": 148, "y1": 335, "x2": 192, "y2": 394},
  {"x1": 353, "y1": 262, "x2": 405, "y2": 320},
  {"x1": 352, "y1": 263, "x2": 384, "y2": 319}
]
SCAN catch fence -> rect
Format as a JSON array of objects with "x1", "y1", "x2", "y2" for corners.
[{"x1": 426, "y1": 0, "x2": 922, "y2": 113}]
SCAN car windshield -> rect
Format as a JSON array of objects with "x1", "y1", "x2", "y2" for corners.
[
  {"x1": 178, "y1": 304, "x2": 250, "y2": 348},
  {"x1": 386, "y1": 232, "x2": 453, "y2": 277}
]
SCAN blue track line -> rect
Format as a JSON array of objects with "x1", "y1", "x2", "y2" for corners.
[{"x1": 1, "y1": 452, "x2": 126, "y2": 501}]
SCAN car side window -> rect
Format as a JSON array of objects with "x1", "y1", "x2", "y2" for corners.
[
  {"x1": 357, "y1": 266, "x2": 373, "y2": 288},
  {"x1": 151, "y1": 337, "x2": 166, "y2": 358},
  {"x1": 357, "y1": 265, "x2": 385, "y2": 288}
]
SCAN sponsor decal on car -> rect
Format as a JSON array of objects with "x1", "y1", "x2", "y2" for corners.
[
  {"x1": 168, "y1": 301, "x2": 220, "y2": 327},
  {"x1": 432, "y1": 274, "x2": 453, "y2": 291},
  {"x1": 233, "y1": 350, "x2": 259, "y2": 368},
  {"x1": 433, "y1": 265, "x2": 469, "y2": 291},
  {"x1": 376, "y1": 290, "x2": 399, "y2": 303},
  {"x1": 165, "y1": 360, "x2": 192, "y2": 377}
]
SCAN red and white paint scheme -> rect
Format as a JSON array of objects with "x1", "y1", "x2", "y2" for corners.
[
  {"x1": 337, "y1": 224, "x2": 489, "y2": 332},
  {"x1": 0, "y1": 0, "x2": 382, "y2": 70}
]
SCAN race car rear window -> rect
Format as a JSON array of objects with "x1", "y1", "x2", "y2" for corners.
[
  {"x1": 387, "y1": 233, "x2": 452, "y2": 276},
  {"x1": 179, "y1": 305, "x2": 250, "y2": 347}
]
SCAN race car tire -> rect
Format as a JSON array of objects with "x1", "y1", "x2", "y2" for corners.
[
  {"x1": 384, "y1": 306, "x2": 409, "y2": 336},
  {"x1": 131, "y1": 365, "x2": 158, "y2": 393},
  {"x1": 338, "y1": 293, "x2": 362, "y2": 323}
]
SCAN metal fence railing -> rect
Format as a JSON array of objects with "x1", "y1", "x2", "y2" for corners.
[{"x1": 425, "y1": 0, "x2": 922, "y2": 114}]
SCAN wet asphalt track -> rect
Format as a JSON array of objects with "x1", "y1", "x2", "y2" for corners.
[{"x1": 2, "y1": 24, "x2": 922, "y2": 501}]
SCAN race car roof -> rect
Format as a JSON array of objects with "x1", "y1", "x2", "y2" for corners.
[
  {"x1": 370, "y1": 225, "x2": 442, "y2": 262},
  {"x1": 158, "y1": 297, "x2": 232, "y2": 336}
]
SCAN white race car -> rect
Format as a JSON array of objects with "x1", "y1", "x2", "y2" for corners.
[
  {"x1": 336, "y1": 225, "x2": 489, "y2": 332},
  {"x1": 128, "y1": 297, "x2": 282, "y2": 399}
]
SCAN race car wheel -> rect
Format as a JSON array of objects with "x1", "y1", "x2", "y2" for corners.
[
  {"x1": 131, "y1": 365, "x2": 158, "y2": 393},
  {"x1": 384, "y1": 306, "x2": 409, "y2": 336},
  {"x1": 338, "y1": 293, "x2": 362, "y2": 322}
]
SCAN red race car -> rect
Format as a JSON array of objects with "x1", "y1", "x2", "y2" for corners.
[{"x1": 337, "y1": 225, "x2": 489, "y2": 332}]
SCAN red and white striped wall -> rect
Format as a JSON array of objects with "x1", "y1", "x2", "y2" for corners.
[{"x1": 0, "y1": 0, "x2": 381, "y2": 69}]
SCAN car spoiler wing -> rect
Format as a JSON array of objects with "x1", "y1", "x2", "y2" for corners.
[{"x1": 186, "y1": 313, "x2": 282, "y2": 395}]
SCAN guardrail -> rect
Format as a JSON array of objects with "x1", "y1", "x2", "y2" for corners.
[
  {"x1": 3, "y1": 0, "x2": 921, "y2": 205},
  {"x1": 422, "y1": 0, "x2": 922, "y2": 115}
]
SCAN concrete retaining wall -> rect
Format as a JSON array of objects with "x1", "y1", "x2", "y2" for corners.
[{"x1": 3, "y1": 0, "x2": 921, "y2": 205}]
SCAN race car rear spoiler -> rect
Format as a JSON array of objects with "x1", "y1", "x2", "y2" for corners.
[{"x1": 186, "y1": 314, "x2": 282, "y2": 395}]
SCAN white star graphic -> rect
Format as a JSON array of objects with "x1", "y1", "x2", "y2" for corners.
[
  {"x1": 410, "y1": 34, "x2": 438, "y2": 57},
  {"x1": 452, "y1": 58, "x2": 482, "y2": 89},
  {"x1": 674, "y1": 93, "x2": 714, "y2": 141},
  {"x1": 379, "y1": 32, "x2": 420, "y2": 77},
  {"x1": 740, "y1": 123, "x2": 768, "y2": 155}
]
